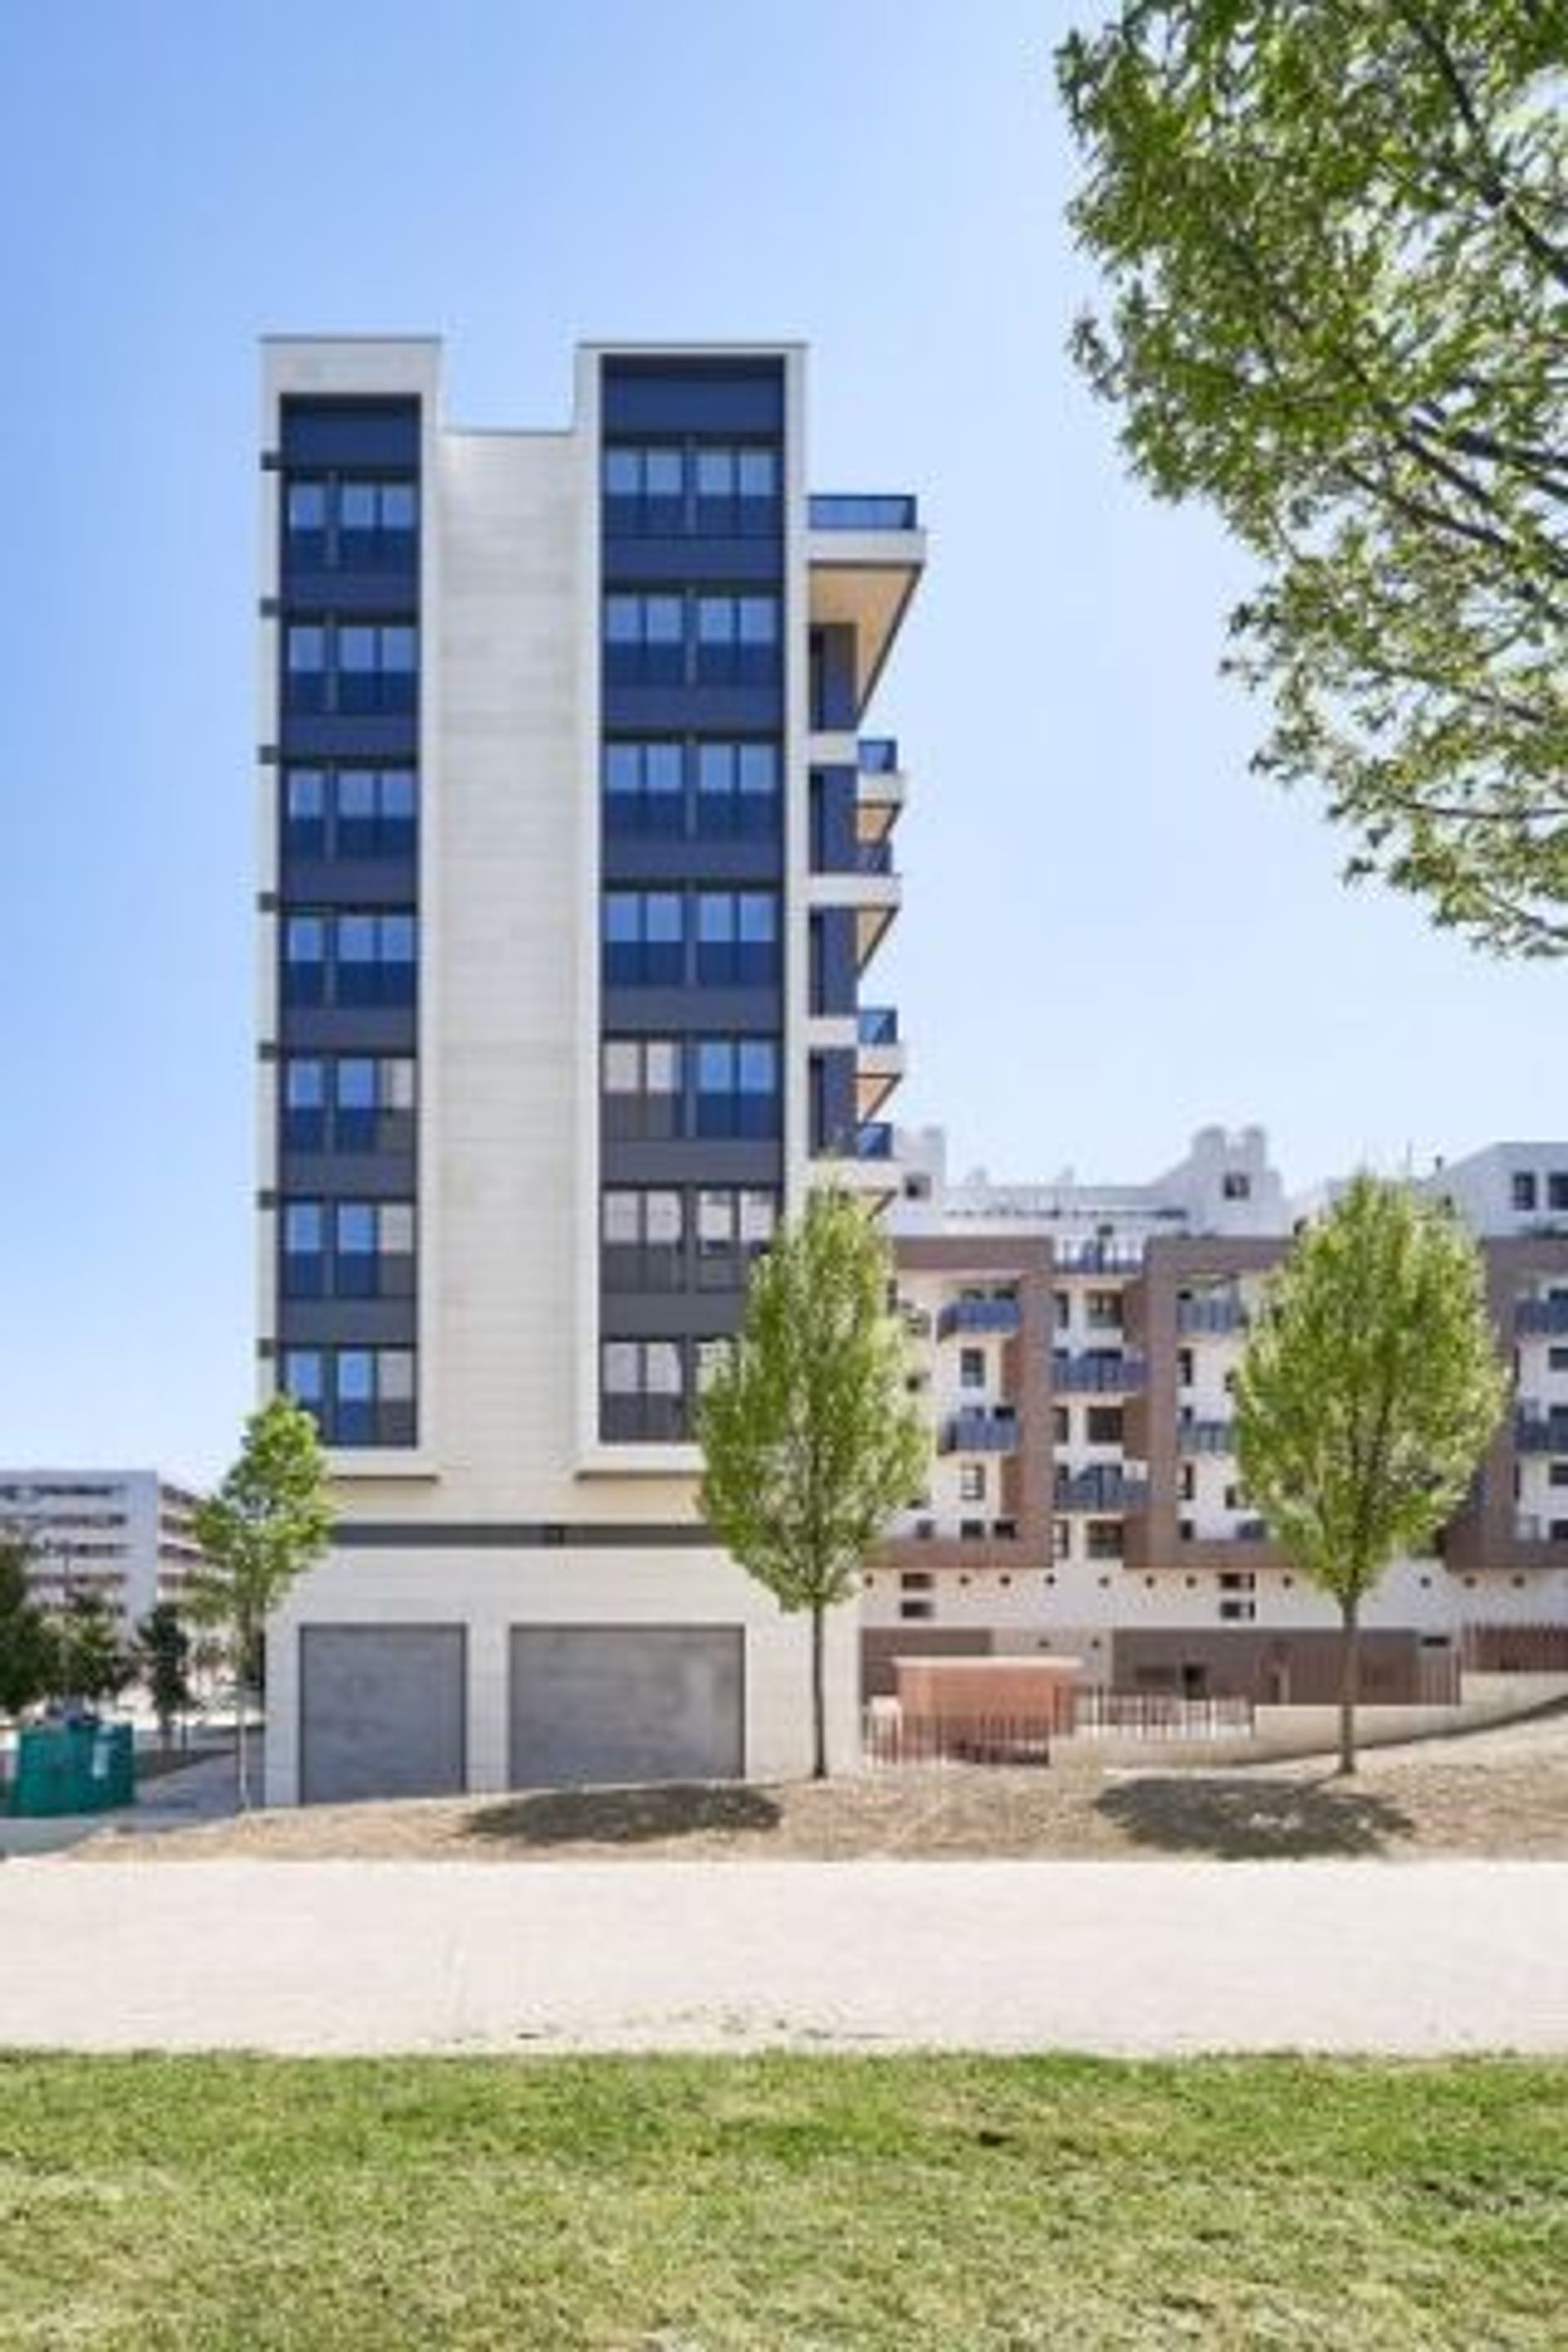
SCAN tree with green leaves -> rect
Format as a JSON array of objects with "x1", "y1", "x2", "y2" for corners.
[
  {"x1": 189, "y1": 1397, "x2": 334, "y2": 1806},
  {"x1": 1058, "y1": 3, "x2": 1568, "y2": 955},
  {"x1": 1235, "y1": 1174, "x2": 1507, "y2": 1773},
  {"x1": 697, "y1": 1189, "x2": 928, "y2": 1780},
  {"x1": 0, "y1": 1540, "x2": 53, "y2": 1723},
  {"x1": 47, "y1": 1591, "x2": 134, "y2": 1709},
  {"x1": 136, "y1": 1603, "x2": 194, "y2": 1753}
]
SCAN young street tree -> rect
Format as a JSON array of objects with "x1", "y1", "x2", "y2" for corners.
[
  {"x1": 0, "y1": 1540, "x2": 53, "y2": 1723},
  {"x1": 697, "y1": 1188, "x2": 928, "y2": 1780},
  {"x1": 136, "y1": 1602, "x2": 194, "y2": 1753},
  {"x1": 189, "y1": 1396, "x2": 334, "y2": 1806},
  {"x1": 1058, "y1": 4, "x2": 1568, "y2": 955},
  {"x1": 1234, "y1": 1174, "x2": 1507, "y2": 1774},
  {"x1": 48, "y1": 1592, "x2": 134, "y2": 1711}
]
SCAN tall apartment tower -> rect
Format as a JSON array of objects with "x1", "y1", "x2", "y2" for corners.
[{"x1": 257, "y1": 338, "x2": 922, "y2": 1803}]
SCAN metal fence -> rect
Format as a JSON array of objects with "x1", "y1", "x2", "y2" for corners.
[
  {"x1": 862, "y1": 1711, "x2": 1056, "y2": 1768},
  {"x1": 1067, "y1": 1689, "x2": 1255, "y2": 1740},
  {"x1": 1461, "y1": 1623, "x2": 1568, "y2": 1673}
]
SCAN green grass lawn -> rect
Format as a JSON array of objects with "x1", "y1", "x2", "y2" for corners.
[{"x1": 0, "y1": 2055, "x2": 1562, "y2": 2350}]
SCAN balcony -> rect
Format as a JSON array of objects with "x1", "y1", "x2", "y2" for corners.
[
  {"x1": 1055, "y1": 1468, "x2": 1149, "y2": 1512},
  {"x1": 1177, "y1": 1418, "x2": 1236, "y2": 1455},
  {"x1": 1054, "y1": 1352, "x2": 1147, "y2": 1394},
  {"x1": 855, "y1": 1004, "x2": 905, "y2": 1121},
  {"x1": 939, "y1": 1409, "x2": 1019, "y2": 1455},
  {"x1": 1176, "y1": 1296, "x2": 1248, "y2": 1335},
  {"x1": 1054, "y1": 1241, "x2": 1144, "y2": 1276},
  {"x1": 937, "y1": 1296, "x2": 1021, "y2": 1339},
  {"x1": 858, "y1": 737, "x2": 900, "y2": 773},
  {"x1": 809, "y1": 494, "x2": 919, "y2": 531},
  {"x1": 1516, "y1": 1410, "x2": 1568, "y2": 1454},
  {"x1": 1518, "y1": 1297, "x2": 1568, "y2": 1335},
  {"x1": 858, "y1": 1005, "x2": 898, "y2": 1045}
]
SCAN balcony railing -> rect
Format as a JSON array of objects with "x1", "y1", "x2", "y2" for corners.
[
  {"x1": 810, "y1": 493, "x2": 919, "y2": 531},
  {"x1": 1054, "y1": 1242, "x2": 1144, "y2": 1275},
  {"x1": 1176, "y1": 1296, "x2": 1249, "y2": 1335},
  {"x1": 1516, "y1": 1412, "x2": 1568, "y2": 1454},
  {"x1": 938, "y1": 1297, "x2": 1021, "y2": 1339},
  {"x1": 858, "y1": 1005, "x2": 899, "y2": 1046},
  {"x1": 940, "y1": 1410, "x2": 1019, "y2": 1454},
  {"x1": 1054, "y1": 1468, "x2": 1149, "y2": 1512},
  {"x1": 858, "y1": 737, "x2": 900, "y2": 773},
  {"x1": 1518, "y1": 1297, "x2": 1568, "y2": 1335},
  {"x1": 856, "y1": 1121, "x2": 894, "y2": 1160},
  {"x1": 1053, "y1": 1352, "x2": 1147, "y2": 1394},
  {"x1": 1177, "y1": 1419, "x2": 1236, "y2": 1455}
]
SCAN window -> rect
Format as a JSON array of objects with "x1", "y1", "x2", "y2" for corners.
[
  {"x1": 1222, "y1": 1171, "x2": 1251, "y2": 1200},
  {"x1": 284, "y1": 621, "x2": 416, "y2": 715},
  {"x1": 959, "y1": 1462, "x2": 986, "y2": 1504},
  {"x1": 336, "y1": 768, "x2": 416, "y2": 857},
  {"x1": 960, "y1": 1347, "x2": 986, "y2": 1391},
  {"x1": 695, "y1": 741, "x2": 780, "y2": 839},
  {"x1": 1086, "y1": 1519, "x2": 1123, "y2": 1561},
  {"x1": 899, "y1": 1597, "x2": 935, "y2": 1622},
  {"x1": 1053, "y1": 1519, "x2": 1071, "y2": 1560},
  {"x1": 695, "y1": 594, "x2": 779, "y2": 685},
  {"x1": 696, "y1": 891, "x2": 778, "y2": 986},
  {"x1": 281, "y1": 1347, "x2": 416, "y2": 1447},
  {"x1": 603, "y1": 592, "x2": 684, "y2": 685},
  {"x1": 1551, "y1": 1347, "x2": 1568, "y2": 1374},
  {"x1": 334, "y1": 911, "x2": 417, "y2": 1005},
  {"x1": 282, "y1": 915, "x2": 328, "y2": 1005},
  {"x1": 695, "y1": 1337, "x2": 734, "y2": 1395},
  {"x1": 1513, "y1": 1170, "x2": 1539, "y2": 1212},
  {"x1": 283, "y1": 767, "x2": 327, "y2": 857},
  {"x1": 332, "y1": 1200, "x2": 416, "y2": 1298},
  {"x1": 1086, "y1": 1405, "x2": 1124, "y2": 1446},
  {"x1": 696, "y1": 1187, "x2": 778, "y2": 1290},
  {"x1": 283, "y1": 1055, "x2": 416, "y2": 1153},
  {"x1": 1550, "y1": 1173, "x2": 1568, "y2": 1213},
  {"x1": 1218, "y1": 1598, "x2": 1256, "y2": 1621},
  {"x1": 603, "y1": 741, "x2": 684, "y2": 836},
  {"x1": 1178, "y1": 1462, "x2": 1196, "y2": 1502},
  {"x1": 284, "y1": 476, "x2": 416, "y2": 569},
  {"x1": 601, "y1": 1189, "x2": 684, "y2": 1294},
  {"x1": 694, "y1": 444, "x2": 780, "y2": 536},
  {"x1": 1053, "y1": 1405, "x2": 1070, "y2": 1444},
  {"x1": 602, "y1": 891, "x2": 684, "y2": 986},
  {"x1": 1177, "y1": 1348, "x2": 1195, "y2": 1388},
  {"x1": 602, "y1": 444, "x2": 685, "y2": 534},
  {"x1": 337, "y1": 622, "x2": 418, "y2": 715},
  {"x1": 281, "y1": 1201, "x2": 325, "y2": 1298},
  {"x1": 693, "y1": 1037, "x2": 780, "y2": 1139},
  {"x1": 1085, "y1": 1290, "x2": 1123, "y2": 1331},
  {"x1": 602, "y1": 1036, "x2": 683, "y2": 1140},
  {"x1": 601, "y1": 1339, "x2": 686, "y2": 1442},
  {"x1": 1053, "y1": 1291, "x2": 1071, "y2": 1330}
]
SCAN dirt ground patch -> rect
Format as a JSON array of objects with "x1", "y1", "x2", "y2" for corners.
[{"x1": 70, "y1": 1715, "x2": 1568, "y2": 1863}]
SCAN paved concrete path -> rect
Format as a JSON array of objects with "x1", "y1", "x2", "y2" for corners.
[
  {"x1": 0, "y1": 1750, "x2": 239, "y2": 1858},
  {"x1": 2, "y1": 1859, "x2": 1566, "y2": 2056}
]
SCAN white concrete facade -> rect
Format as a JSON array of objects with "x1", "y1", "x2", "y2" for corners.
[{"x1": 0, "y1": 1469, "x2": 206, "y2": 1627}]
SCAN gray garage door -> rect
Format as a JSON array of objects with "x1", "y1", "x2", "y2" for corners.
[
  {"x1": 509, "y1": 1625, "x2": 744, "y2": 1788},
  {"x1": 300, "y1": 1625, "x2": 466, "y2": 1806}
]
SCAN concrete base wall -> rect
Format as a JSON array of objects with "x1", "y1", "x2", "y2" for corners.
[{"x1": 265, "y1": 1546, "x2": 859, "y2": 1805}]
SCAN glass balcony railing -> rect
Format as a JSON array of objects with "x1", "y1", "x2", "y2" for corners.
[
  {"x1": 1053, "y1": 1352, "x2": 1147, "y2": 1394},
  {"x1": 1054, "y1": 1241, "x2": 1144, "y2": 1275},
  {"x1": 1177, "y1": 1418, "x2": 1236, "y2": 1455},
  {"x1": 1176, "y1": 1296, "x2": 1249, "y2": 1335},
  {"x1": 938, "y1": 1297, "x2": 1021, "y2": 1339},
  {"x1": 1518, "y1": 1297, "x2": 1568, "y2": 1334},
  {"x1": 856, "y1": 1121, "x2": 894, "y2": 1160},
  {"x1": 858, "y1": 737, "x2": 900, "y2": 773},
  {"x1": 809, "y1": 493, "x2": 919, "y2": 531},
  {"x1": 1054, "y1": 1468, "x2": 1149, "y2": 1512},
  {"x1": 941, "y1": 1409, "x2": 1019, "y2": 1454},
  {"x1": 858, "y1": 1006, "x2": 899, "y2": 1046}
]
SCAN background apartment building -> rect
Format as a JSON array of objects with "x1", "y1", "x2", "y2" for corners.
[
  {"x1": 871, "y1": 1129, "x2": 1568, "y2": 1702},
  {"x1": 258, "y1": 336, "x2": 920, "y2": 1802},
  {"x1": 0, "y1": 1470, "x2": 206, "y2": 1628}
]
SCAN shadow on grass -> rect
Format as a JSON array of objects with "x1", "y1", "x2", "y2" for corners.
[
  {"x1": 462, "y1": 1781, "x2": 784, "y2": 1851},
  {"x1": 1094, "y1": 1773, "x2": 1416, "y2": 1859}
]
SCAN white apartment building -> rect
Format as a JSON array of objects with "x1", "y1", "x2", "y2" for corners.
[
  {"x1": 258, "y1": 337, "x2": 922, "y2": 1801},
  {"x1": 0, "y1": 1470, "x2": 206, "y2": 1628}
]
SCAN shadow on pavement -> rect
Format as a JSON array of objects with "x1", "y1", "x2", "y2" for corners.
[
  {"x1": 1094, "y1": 1774, "x2": 1415, "y2": 1859},
  {"x1": 464, "y1": 1782, "x2": 783, "y2": 1850}
]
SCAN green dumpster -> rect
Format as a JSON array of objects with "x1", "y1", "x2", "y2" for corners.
[{"x1": 8, "y1": 1723, "x2": 135, "y2": 1817}]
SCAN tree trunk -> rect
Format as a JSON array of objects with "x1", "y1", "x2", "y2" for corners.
[
  {"x1": 1339, "y1": 1596, "x2": 1361, "y2": 1777},
  {"x1": 810, "y1": 1603, "x2": 827, "y2": 1780},
  {"x1": 235, "y1": 1612, "x2": 252, "y2": 1810}
]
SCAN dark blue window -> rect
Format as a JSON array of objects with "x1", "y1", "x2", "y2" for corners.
[
  {"x1": 335, "y1": 1348, "x2": 376, "y2": 1444},
  {"x1": 695, "y1": 594, "x2": 778, "y2": 685},
  {"x1": 336, "y1": 911, "x2": 417, "y2": 1005},
  {"x1": 337, "y1": 767, "x2": 417, "y2": 858},
  {"x1": 603, "y1": 891, "x2": 684, "y2": 986},
  {"x1": 695, "y1": 742, "x2": 780, "y2": 839},
  {"x1": 283, "y1": 915, "x2": 327, "y2": 1006},
  {"x1": 335, "y1": 1058, "x2": 378, "y2": 1148},
  {"x1": 283, "y1": 768, "x2": 328, "y2": 858},
  {"x1": 338, "y1": 622, "x2": 418, "y2": 715},
  {"x1": 697, "y1": 891, "x2": 777, "y2": 985},
  {"x1": 284, "y1": 480, "x2": 329, "y2": 568},
  {"x1": 282, "y1": 1349, "x2": 324, "y2": 1416},
  {"x1": 337, "y1": 479, "x2": 417, "y2": 568},
  {"x1": 695, "y1": 1037, "x2": 780, "y2": 1138},
  {"x1": 285, "y1": 624, "x2": 328, "y2": 714},
  {"x1": 283, "y1": 1058, "x2": 327, "y2": 1150},
  {"x1": 695, "y1": 445, "x2": 780, "y2": 537},
  {"x1": 281, "y1": 1201, "x2": 325, "y2": 1298},
  {"x1": 604, "y1": 445, "x2": 685, "y2": 535},
  {"x1": 604, "y1": 594, "x2": 684, "y2": 686},
  {"x1": 603, "y1": 741, "x2": 684, "y2": 836},
  {"x1": 334, "y1": 1203, "x2": 378, "y2": 1298}
]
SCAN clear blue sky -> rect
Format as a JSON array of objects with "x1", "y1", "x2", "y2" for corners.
[{"x1": 0, "y1": 0, "x2": 1557, "y2": 1481}]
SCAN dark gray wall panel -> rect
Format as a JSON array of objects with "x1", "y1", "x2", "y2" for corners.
[
  {"x1": 509, "y1": 1625, "x2": 744, "y2": 1788},
  {"x1": 300, "y1": 1624, "x2": 466, "y2": 1805}
]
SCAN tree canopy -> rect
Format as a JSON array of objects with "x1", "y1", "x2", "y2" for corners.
[
  {"x1": 1058, "y1": 2, "x2": 1568, "y2": 954},
  {"x1": 697, "y1": 1189, "x2": 928, "y2": 1777},
  {"x1": 1235, "y1": 1174, "x2": 1507, "y2": 1768}
]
